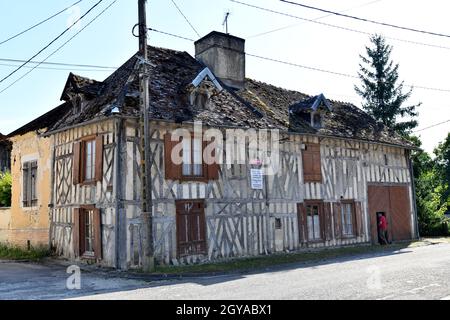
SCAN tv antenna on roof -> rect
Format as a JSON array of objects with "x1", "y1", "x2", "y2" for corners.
[{"x1": 222, "y1": 11, "x2": 230, "y2": 34}]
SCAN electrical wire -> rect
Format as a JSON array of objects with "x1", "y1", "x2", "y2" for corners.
[
  {"x1": 231, "y1": 0, "x2": 450, "y2": 51},
  {"x1": 0, "y1": 0, "x2": 83, "y2": 46},
  {"x1": 0, "y1": 62, "x2": 113, "y2": 73},
  {"x1": 280, "y1": 0, "x2": 450, "y2": 39},
  {"x1": 0, "y1": 0, "x2": 116, "y2": 94},
  {"x1": 0, "y1": 58, "x2": 116, "y2": 70},
  {"x1": 247, "y1": 0, "x2": 382, "y2": 39},
  {"x1": 413, "y1": 119, "x2": 450, "y2": 133},
  {"x1": 170, "y1": 0, "x2": 200, "y2": 37},
  {"x1": 0, "y1": 0, "x2": 104, "y2": 85}
]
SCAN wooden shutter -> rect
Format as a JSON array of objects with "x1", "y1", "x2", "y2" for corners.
[
  {"x1": 205, "y1": 139, "x2": 219, "y2": 180},
  {"x1": 302, "y1": 143, "x2": 322, "y2": 182},
  {"x1": 297, "y1": 203, "x2": 307, "y2": 243},
  {"x1": 355, "y1": 201, "x2": 363, "y2": 237},
  {"x1": 72, "y1": 142, "x2": 81, "y2": 185},
  {"x1": 73, "y1": 208, "x2": 80, "y2": 257},
  {"x1": 333, "y1": 202, "x2": 342, "y2": 239},
  {"x1": 95, "y1": 135, "x2": 103, "y2": 183},
  {"x1": 93, "y1": 208, "x2": 102, "y2": 260},
  {"x1": 323, "y1": 202, "x2": 333, "y2": 241},
  {"x1": 164, "y1": 133, "x2": 182, "y2": 180},
  {"x1": 176, "y1": 200, "x2": 206, "y2": 257},
  {"x1": 22, "y1": 161, "x2": 30, "y2": 206}
]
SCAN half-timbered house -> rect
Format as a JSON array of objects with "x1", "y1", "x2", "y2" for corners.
[{"x1": 35, "y1": 31, "x2": 418, "y2": 269}]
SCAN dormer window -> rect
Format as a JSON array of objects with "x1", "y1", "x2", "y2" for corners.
[
  {"x1": 73, "y1": 95, "x2": 82, "y2": 114},
  {"x1": 312, "y1": 112, "x2": 322, "y2": 129}
]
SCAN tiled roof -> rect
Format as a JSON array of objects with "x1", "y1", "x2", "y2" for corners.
[{"x1": 41, "y1": 46, "x2": 412, "y2": 147}]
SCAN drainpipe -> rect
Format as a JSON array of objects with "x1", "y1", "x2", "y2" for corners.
[
  {"x1": 114, "y1": 118, "x2": 123, "y2": 269},
  {"x1": 406, "y1": 150, "x2": 420, "y2": 239}
]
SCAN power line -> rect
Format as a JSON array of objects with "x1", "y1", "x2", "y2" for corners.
[
  {"x1": 280, "y1": 0, "x2": 450, "y2": 39},
  {"x1": 0, "y1": 0, "x2": 116, "y2": 94},
  {"x1": 148, "y1": 27, "x2": 450, "y2": 93},
  {"x1": 0, "y1": 0, "x2": 104, "y2": 85},
  {"x1": 247, "y1": 0, "x2": 382, "y2": 39},
  {"x1": 413, "y1": 119, "x2": 450, "y2": 133},
  {"x1": 0, "y1": 0, "x2": 83, "y2": 46},
  {"x1": 0, "y1": 62, "x2": 113, "y2": 73},
  {"x1": 0, "y1": 58, "x2": 116, "y2": 70},
  {"x1": 231, "y1": 0, "x2": 450, "y2": 51},
  {"x1": 170, "y1": 0, "x2": 200, "y2": 37}
]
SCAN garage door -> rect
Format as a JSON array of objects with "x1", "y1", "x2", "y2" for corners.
[{"x1": 368, "y1": 185, "x2": 412, "y2": 243}]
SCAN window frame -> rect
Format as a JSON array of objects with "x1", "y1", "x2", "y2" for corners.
[
  {"x1": 22, "y1": 160, "x2": 38, "y2": 208},
  {"x1": 180, "y1": 134, "x2": 207, "y2": 181},
  {"x1": 80, "y1": 136, "x2": 97, "y2": 185},
  {"x1": 340, "y1": 199, "x2": 357, "y2": 238}
]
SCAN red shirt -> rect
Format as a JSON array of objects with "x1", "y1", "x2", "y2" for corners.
[{"x1": 379, "y1": 215, "x2": 387, "y2": 230}]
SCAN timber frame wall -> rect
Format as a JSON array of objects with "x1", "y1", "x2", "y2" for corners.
[{"x1": 49, "y1": 117, "x2": 416, "y2": 269}]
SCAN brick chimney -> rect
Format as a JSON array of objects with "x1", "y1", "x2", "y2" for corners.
[{"x1": 194, "y1": 31, "x2": 245, "y2": 90}]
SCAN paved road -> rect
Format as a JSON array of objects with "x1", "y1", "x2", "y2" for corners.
[{"x1": 1, "y1": 243, "x2": 450, "y2": 300}]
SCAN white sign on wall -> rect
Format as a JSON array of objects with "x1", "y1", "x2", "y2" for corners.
[{"x1": 250, "y1": 168, "x2": 264, "y2": 190}]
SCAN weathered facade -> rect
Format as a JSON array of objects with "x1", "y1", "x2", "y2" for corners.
[{"x1": 7, "y1": 31, "x2": 417, "y2": 269}]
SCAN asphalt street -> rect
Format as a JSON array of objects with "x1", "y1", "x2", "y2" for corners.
[{"x1": 0, "y1": 242, "x2": 449, "y2": 300}]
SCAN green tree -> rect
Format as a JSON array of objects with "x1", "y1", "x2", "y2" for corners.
[
  {"x1": 355, "y1": 34, "x2": 420, "y2": 135},
  {"x1": 0, "y1": 171, "x2": 11, "y2": 207}
]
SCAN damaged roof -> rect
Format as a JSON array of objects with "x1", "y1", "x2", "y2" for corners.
[{"x1": 37, "y1": 46, "x2": 411, "y2": 148}]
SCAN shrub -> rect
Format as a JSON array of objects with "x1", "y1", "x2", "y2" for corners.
[{"x1": 0, "y1": 171, "x2": 11, "y2": 207}]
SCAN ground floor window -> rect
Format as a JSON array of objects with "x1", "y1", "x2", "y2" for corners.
[
  {"x1": 306, "y1": 203, "x2": 322, "y2": 241},
  {"x1": 341, "y1": 201, "x2": 355, "y2": 237}
]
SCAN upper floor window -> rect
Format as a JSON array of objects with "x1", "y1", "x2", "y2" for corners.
[
  {"x1": 164, "y1": 132, "x2": 219, "y2": 182},
  {"x1": 182, "y1": 136, "x2": 203, "y2": 177},
  {"x1": 312, "y1": 112, "x2": 322, "y2": 129},
  {"x1": 23, "y1": 160, "x2": 37, "y2": 207},
  {"x1": 73, "y1": 135, "x2": 103, "y2": 185},
  {"x1": 302, "y1": 143, "x2": 322, "y2": 183}
]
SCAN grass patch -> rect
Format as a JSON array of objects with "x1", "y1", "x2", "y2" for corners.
[
  {"x1": 0, "y1": 243, "x2": 50, "y2": 261},
  {"x1": 153, "y1": 240, "x2": 428, "y2": 275}
]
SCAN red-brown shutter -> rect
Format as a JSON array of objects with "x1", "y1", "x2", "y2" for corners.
[
  {"x1": 303, "y1": 143, "x2": 322, "y2": 183},
  {"x1": 297, "y1": 203, "x2": 307, "y2": 243},
  {"x1": 355, "y1": 201, "x2": 363, "y2": 237},
  {"x1": 93, "y1": 208, "x2": 102, "y2": 260},
  {"x1": 324, "y1": 202, "x2": 333, "y2": 240},
  {"x1": 95, "y1": 135, "x2": 103, "y2": 183},
  {"x1": 333, "y1": 202, "x2": 342, "y2": 239},
  {"x1": 72, "y1": 142, "x2": 81, "y2": 185},
  {"x1": 164, "y1": 133, "x2": 182, "y2": 180},
  {"x1": 205, "y1": 139, "x2": 219, "y2": 180},
  {"x1": 73, "y1": 208, "x2": 80, "y2": 257}
]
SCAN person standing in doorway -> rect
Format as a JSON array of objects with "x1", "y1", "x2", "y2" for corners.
[{"x1": 378, "y1": 213, "x2": 388, "y2": 245}]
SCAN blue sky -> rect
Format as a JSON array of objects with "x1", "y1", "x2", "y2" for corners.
[{"x1": 0, "y1": 0, "x2": 449, "y2": 154}]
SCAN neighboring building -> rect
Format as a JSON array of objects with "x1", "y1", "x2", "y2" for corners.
[
  {"x1": 7, "y1": 31, "x2": 418, "y2": 268},
  {"x1": 6, "y1": 103, "x2": 70, "y2": 247},
  {"x1": 0, "y1": 133, "x2": 11, "y2": 173}
]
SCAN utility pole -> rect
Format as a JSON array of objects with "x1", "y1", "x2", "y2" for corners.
[
  {"x1": 138, "y1": 0, "x2": 154, "y2": 272},
  {"x1": 223, "y1": 11, "x2": 230, "y2": 34}
]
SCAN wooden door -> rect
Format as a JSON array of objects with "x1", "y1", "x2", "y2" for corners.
[
  {"x1": 368, "y1": 185, "x2": 412, "y2": 244},
  {"x1": 176, "y1": 200, "x2": 207, "y2": 257},
  {"x1": 389, "y1": 186, "x2": 412, "y2": 241}
]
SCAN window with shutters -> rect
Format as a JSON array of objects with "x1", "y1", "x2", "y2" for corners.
[
  {"x1": 306, "y1": 203, "x2": 322, "y2": 241},
  {"x1": 176, "y1": 200, "x2": 207, "y2": 257},
  {"x1": 74, "y1": 206, "x2": 102, "y2": 259},
  {"x1": 22, "y1": 160, "x2": 37, "y2": 207},
  {"x1": 73, "y1": 135, "x2": 103, "y2": 185},
  {"x1": 164, "y1": 133, "x2": 219, "y2": 182},
  {"x1": 302, "y1": 143, "x2": 322, "y2": 183},
  {"x1": 340, "y1": 200, "x2": 356, "y2": 237}
]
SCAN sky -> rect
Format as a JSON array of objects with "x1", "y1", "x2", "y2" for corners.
[{"x1": 0, "y1": 0, "x2": 449, "y2": 154}]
